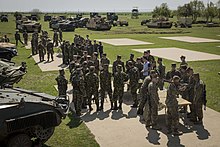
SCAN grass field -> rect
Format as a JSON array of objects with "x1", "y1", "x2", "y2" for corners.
[{"x1": 0, "y1": 13, "x2": 220, "y2": 147}]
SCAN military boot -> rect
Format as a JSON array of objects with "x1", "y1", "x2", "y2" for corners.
[
  {"x1": 118, "y1": 102, "x2": 122, "y2": 110},
  {"x1": 100, "y1": 102, "x2": 104, "y2": 111},
  {"x1": 131, "y1": 101, "x2": 138, "y2": 108},
  {"x1": 152, "y1": 125, "x2": 162, "y2": 130},
  {"x1": 137, "y1": 108, "x2": 143, "y2": 115},
  {"x1": 173, "y1": 129, "x2": 183, "y2": 136},
  {"x1": 96, "y1": 103, "x2": 100, "y2": 112},
  {"x1": 113, "y1": 101, "x2": 118, "y2": 110}
]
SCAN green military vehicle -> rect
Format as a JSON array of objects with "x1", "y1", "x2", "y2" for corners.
[
  {"x1": 113, "y1": 20, "x2": 129, "y2": 27},
  {"x1": 0, "y1": 15, "x2": 8, "y2": 22},
  {"x1": 17, "y1": 20, "x2": 41, "y2": 33},
  {"x1": 107, "y1": 12, "x2": 118, "y2": 21},
  {"x1": 86, "y1": 17, "x2": 112, "y2": 31},
  {"x1": 90, "y1": 12, "x2": 100, "y2": 18},
  {"x1": 44, "y1": 14, "x2": 52, "y2": 21},
  {"x1": 0, "y1": 60, "x2": 69, "y2": 147},
  {"x1": 146, "y1": 18, "x2": 172, "y2": 28}
]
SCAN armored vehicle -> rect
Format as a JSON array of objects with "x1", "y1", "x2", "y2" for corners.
[
  {"x1": 0, "y1": 60, "x2": 69, "y2": 147},
  {"x1": 52, "y1": 21, "x2": 76, "y2": 31},
  {"x1": 131, "y1": 7, "x2": 139, "y2": 19},
  {"x1": 44, "y1": 15, "x2": 52, "y2": 21},
  {"x1": 113, "y1": 20, "x2": 129, "y2": 27},
  {"x1": 86, "y1": 17, "x2": 111, "y2": 31},
  {"x1": 107, "y1": 12, "x2": 118, "y2": 21},
  {"x1": 77, "y1": 18, "x2": 89, "y2": 28},
  {"x1": 0, "y1": 43, "x2": 17, "y2": 61},
  {"x1": 76, "y1": 13, "x2": 83, "y2": 20},
  {"x1": 174, "y1": 17, "x2": 192, "y2": 28},
  {"x1": 1, "y1": 15, "x2": 8, "y2": 22},
  {"x1": 90, "y1": 12, "x2": 100, "y2": 18},
  {"x1": 17, "y1": 21, "x2": 41, "y2": 33},
  {"x1": 146, "y1": 18, "x2": 172, "y2": 28},
  {"x1": 141, "y1": 19, "x2": 151, "y2": 25}
]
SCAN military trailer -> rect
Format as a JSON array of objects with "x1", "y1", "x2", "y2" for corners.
[
  {"x1": 17, "y1": 21, "x2": 41, "y2": 33},
  {"x1": 86, "y1": 17, "x2": 112, "y2": 31},
  {"x1": 0, "y1": 43, "x2": 17, "y2": 61},
  {"x1": 113, "y1": 20, "x2": 129, "y2": 27},
  {"x1": 0, "y1": 15, "x2": 8, "y2": 22},
  {"x1": 131, "y1": 7, "x2": 139, "y2": 19},
  {"x1": 107, "y1": 12, "x2": 118, "y2": 21},
  {"x1": 146, "y1": 18, "x2": 172, "y2": 28},
  {"x1": 174, "y1": 17, "x2": 192, "y2": 28}
]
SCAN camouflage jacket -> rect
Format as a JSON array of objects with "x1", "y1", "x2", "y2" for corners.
[
  {"x1": 135, "y1": 62, "x2": 143, "y2": 73},
  {"x1": 85, "y1": 72, "x2": 99, "y2": 90},
  {"x1": 100, "y1": 58, "x2": 110, "y2": 66},
  {"x1": 148, "y1": 82, "x2": 159, "y2": 104},
  {"x1": 140, "y1": 76, "x2": 151, "y2": 95},
  {"x1": 112, "y1": 60, "x2": 125, "y2": 75},
  {"x1": 100, "y1": 71, "x2": 112, "y2": 90},
  {"x1": 47, "y1": 42, "x2": 54, "y2": 53},
  {"x1": 157, "y1": 63, "x2": 166, "y2": 79},
  {"x1": 128, "y1": 66, "x2": 139, "y2": 86},
  {"x1": 113, "y1": 71, "x2": 128, "y2": 88},
  {"x1": 165, "y1": 83, "x2": 179, "y2": 107},
  {"x1": 194, "y1": 80, "x2": 205, "y2": 103},
  {"x1": 166, "y1": 70, "x2": 181, "y2": 81},
  {"x1": 56, "y1": 75, "x2": 68, "y2": 90}
]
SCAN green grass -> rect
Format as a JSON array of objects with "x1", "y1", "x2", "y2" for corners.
[{"x1": 1, "y1": 14, "x2": 220, "y2": 146}]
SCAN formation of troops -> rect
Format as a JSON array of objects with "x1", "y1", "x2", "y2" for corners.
[{"x1": 12, "y1": 30, "x2": 206, "y2": 136}]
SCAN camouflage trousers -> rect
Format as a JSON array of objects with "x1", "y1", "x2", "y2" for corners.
[
  {"x1": 192, "y1": 102, "x2": 203, "y2": 121},
  {"x1": 143, "y1": 101, "x2": 158, "y2": 126},
  {"x1": 47, "y1": 52, "x2": 54, "y2": 61},
  {"x1": 158, "y1": 78, "x2": 164, "y2": 90},
  {"x1": 138, "y1": 94, "x2": 149, "y2": 111},
  {"x1": 87, "y1": 89, "x2": 99, "y2": 106},
  {"x1": 113, "y1": 87, "x2": 124, "y2": 103},
  {"x1": 100, "y1": 87, "x2": 113, "y2": 103},
  {"x1": 166, "y1": 106, "x2": 179, "y2": 130},
  {"x1": 130, "y1": 83, "x2": 139, "y2": 104},
  {"x1": 73, "y1": 91, "x2": 83, "y2": 114},
  {"x1": 39, "y1": 50, "x2": 45, "y2": 61},
  {"x1": 58, "y1": 88, "x2": 67, "y2": 98}
]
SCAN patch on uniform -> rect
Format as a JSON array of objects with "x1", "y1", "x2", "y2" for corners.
[
  {"x1": 133, "y1": 48, "x2": 220, "y2": 62},
  {"x1": 32, "y1": 53, "x2": 68, "y2": 71},
  {"x1": 97, "y1": 38, "x2": 154, "y2": 46},
  {"x1": 159, "y1": 36, "x2": 220, "y2": 43}
]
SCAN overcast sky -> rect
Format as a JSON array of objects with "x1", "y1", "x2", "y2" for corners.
[{"x1": 0, "y1": 0, "x2": 219, "y2": 12}]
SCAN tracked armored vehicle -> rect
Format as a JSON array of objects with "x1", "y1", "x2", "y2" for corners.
[
  {"x1": 86, "y1": 17, "x2": 111, "y2": 31},
  {"x1": 146, "y1": 18, "x2": 172, "y2": 28}
]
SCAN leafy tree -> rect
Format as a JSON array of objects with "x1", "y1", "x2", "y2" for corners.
[
  {"x1": 204, "y1": 1, "x2": 218, "y2": 22},
  {"x1": 152, "y1": 3, "x2": 171, "y2": 18}
]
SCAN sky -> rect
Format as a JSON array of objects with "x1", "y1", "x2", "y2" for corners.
[{"x1": 0, "y1": 0, "x2": 219, "y2": 12}]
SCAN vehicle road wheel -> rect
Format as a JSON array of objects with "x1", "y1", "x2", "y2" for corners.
[
  {"x1": 8, "y1": 134, "x2": 32, "y2": 147},
  {"x1": 34, "y1": 126, "x2": 55, "y2": 143}
]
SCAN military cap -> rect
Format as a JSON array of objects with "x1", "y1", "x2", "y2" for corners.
[
  {"x1": 173, "y1": 75, "x2": 180, "y2": 80},
  {"x1": 117, "y1": 64, "x2": 122, "y2": 68},
  {"x1": 73, "y1": 55, "x2": 78, "y2": 58},
  {"x1": 83, "y1": 61, "x2": 88, "y2": 65},
  {"x1": 180, "y1": 55, "x2": 186, "y2": 59},
  {"x1": 171, "y1": 63, "x2": 176, "y2": 67},
  {"x1": 94, "y1": 52, "x2": 98, "y2": 55},
  {"x1": 158, "y1": 58, "x2": 163, "y2": 61},
  {"x1": 83, "y1": 51, "x2": 88, "y2": 54},
  {"x1": 144, "y1": 50, "x2": 150, "y2": 53},
  {"x1": 193, "y1": 73, "x2": 200, "y2": 78},
  {"x1": 94, "y1": 40, "x2": 96, "y2": 42},
  {"x1": 150, "y1": 70, "x2": 156, "y2": 75},
  {"x1": 76, "y1": 56, "x2": 81, "y2": 60},
  {"x1": 87, "y1": 55, "x2": 91, "y2": 58},
  {"x1": 103, "y1": 53, "x2": 107, "y2": 56},
  {"x1": 137, "y1": 57, "x2": 141, "y2": 60},
  {"x1": 75, "y1": 63, "x2": 81, "y2": 68},
  {"x1": 117, "y1": 55, "x2": 121, "y2": 58},
  {"x1": 142, "y1": 56, "x2": 147, "y2": 60},
  {"x1": 127, "y1": 61, "x2": 133, "y2": 66},
  {"x1": 186, "y1": 67, "x2": 193, "y2": 72},
  {"x1": 180, "y1": 65, "x2": 187, "y2": 70},
  {"x1": 89, "y1": 66, "x2": 95, "y2": 71},
  {"x1": 130, "y1": 53, "x2": 134, "y2": 57},
  {"x1": 103, "y1": 64, "x2": 109, "y2": 67}
]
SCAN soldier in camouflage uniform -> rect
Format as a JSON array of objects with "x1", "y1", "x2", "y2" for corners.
[
  {"x1": 53, "y1": 30, "x2": 59, "y2": 47},
  {"x1": 100, "y1": 53, "x2": 110, "y2": 69},
  {"x1": 191, "y1": 73, "x2": 205, "y2": 124},
  {"x1": 137, "y1": 70, "x2": 157, "y2": 115},
  {"x1": 165, "y1": 63, "x2": 181, "y2": 82},
  {"x1": 146, "y1": 75, "x2": 161, "y2": 130},
  {"x1": 58, "y1": 29, "x2": 63, "y2": 43},
  {"x1": 100, "y1": 64, "x2": 113, "y2": 110},
  {"x1": 38, "y1": 41, "x2": 46, "y2": 62},
  {"x1": 113, "y1": 65, "x2": 128, "y2": 110},
  {"x1": 143, "y1": 50, "x2": 155, "y2": 64},
  {"x1": 46, "y1": 39, "x2": 54, "y2": 61},
  {"x1": 85, "y1": 66, "x2": 99, "y2": 111},
  {"x1": 55, "y1": 69, "x2": 68, "y2": 98},
  {"x1": 23, "y1": 30, "x2": 28, "y2": 45},
  {"x1": 180, "y1": 55, "x2": 188, "y2": 68},
  {"x1": 157, "y1": 58, "x2": 165, "y2": 90},
  {"x1": 60, "y1": 40, "x2": 66, "y2": 64},
  {"x1": 166, "y1": 76, "x2": 184, "y2": 135},
  {"x1": 71, "y1": 68, "x2": 85, "y2": 116},
  {"x1": 128, "y1": 61, "x2": 140, "y2": 108},
  {"x1": 93, "y1": 52, "x2": 99, "y2": 75},
  {"x1": 64, "y1": 41, "x2": 70, "y2": 65},
  {"x1": 126, "y1": 54, "x2": 136, "y2": 73},
  {"x1": 112, "y1": 55, "x2": 125, "y2": 76}
]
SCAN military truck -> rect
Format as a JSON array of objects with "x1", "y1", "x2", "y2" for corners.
[
  {"x1": 174, "y1": 17, "x2": 192, "y2": 28},
  {"x1": 17, "y1": 20, "x2": 41, "y2": 33},
  {"x1": 113, "y1": 20, "x2": 129, "y2": 27},
  {"x1": 0, "y1": 15, "x2": 8, "y2": 22},
  {"x1": 107, "y1": 12, "x2": 118, "y2": 21},
  {"x1": 146, "y1": 18, "x2": 172, "y2": 28},
  {"x1": 0, "y1": 43, "x2": 17, "y2": 61},
  {"x1": 86, "y1": 17, "x2": 112, "y2": 31},
  {"x1": 131, "y1": 7, "x2": 139, "y2": 19},
  {"x1": 0, "y1": 60, "x2": 69, "y2": 147}
]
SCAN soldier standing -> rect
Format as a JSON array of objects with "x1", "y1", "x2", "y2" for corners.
[
  {"x1": 146, "y1": 75, "x2": 161, "y2": 130},
  {"x1": 98, "y1": 41, "x2": 103, "y2": 58},
  {"x1": 100, "y1": 64, "x2": 113, "y2": 110},
  {"x1": 38, "y1": 41, "x2": 46, "y2": 62},
  {"x1": 71, "y1": 68, "x2": 85, "y2": 116},
  {"x1": 53, "y1": 30, "x2": 59, "y2": 47},
  {"x1": 157, "y1": 58, "x2": 166, "y2": 90},
  {"x1": 15, "y1": 31, "x2": 24, "y2": 46},
  {"x1": 112, "y1": 55, "x2": 125, "y2": 76},
  {"x1": 47, "y1": 39, "x2": 54, "y2": 61},
  {"x1": 23, "y1": 30, "x2": 28, "y2": 45},
  {"x1": 143, "y1": 50, "x2": 155, "y2": 64},
  {"x1": 93, "y1": 52, "x2": 99, "y2": 75},
  {"x1": 165, "y1": 63, "x2": 181, "y2": 82},
  {"x1": 113, "y1": 65, "x2": 128, "y2": 110},
  {"x1": 166, "y1": 76, "x2": 184, "y2": 135},
  {"x1": 59, "y1": 29, "x2": 63, "y2": 43},
  {"x1": 100, "y1": 53, "x2": 110, "y2": 68},
  {"x1": 85, "y1": 66, "x2": 99, "y2": 111},
  {"x1": 128, "y1": 61, "x2": 140, "y2": 108},
  {"x1": 191, "y1": 73, "x2": 206, "y2": 124},
  {"x1": 93, "y1": 40, "x2": 98, "y2": 53},
  {"x1": 126, "y1": 54, "x2": 136, "y2": 73},
  {"x1": 55, "y1": 69, "x2": 68, "y2": 98},
  {"x1": 180, "y1": 55, "x2": 188, "y2": 67}
]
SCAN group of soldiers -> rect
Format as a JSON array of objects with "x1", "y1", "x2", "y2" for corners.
[{"x1": 56, "y1": 49, "x2": 206, "y2": 135}]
